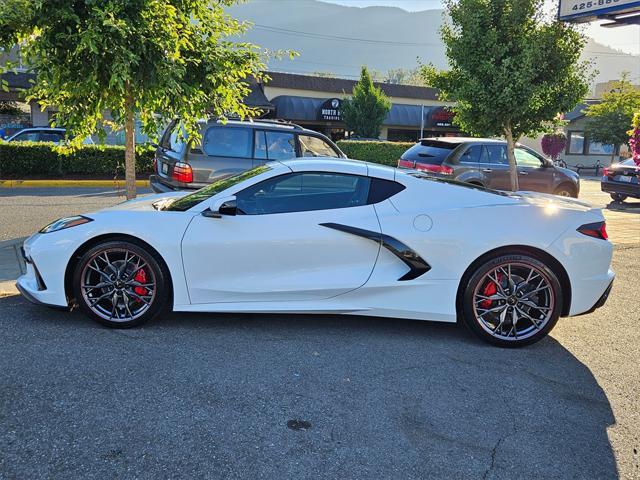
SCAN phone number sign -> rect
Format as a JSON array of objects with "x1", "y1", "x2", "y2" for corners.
[{"x1": 559, "y1": 0, "x2": 640, "y2": 21}]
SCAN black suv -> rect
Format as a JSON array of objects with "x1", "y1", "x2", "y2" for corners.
[
  {"x1": 151, "y1": 119, "x2": 346, "y2": 193},
  {"x1": 398, "y1": 137, "x2": 580, "y2": 197}
]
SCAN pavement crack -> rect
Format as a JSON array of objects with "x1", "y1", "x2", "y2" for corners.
[{"x1": 482, "y1": 433, "x2": 509, "y2": 480}]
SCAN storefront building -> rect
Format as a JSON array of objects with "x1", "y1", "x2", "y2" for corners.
[
  {"x1": 260, "y1": 72, "x2": 459, "y2": 141},
  {"x1": 2, "y1": 69, "x2": 459, "y2": 143}
]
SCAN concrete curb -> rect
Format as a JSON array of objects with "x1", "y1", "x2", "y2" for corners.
[{"x1": 0, "y1": 180, "x2": 150, "y2": 188}]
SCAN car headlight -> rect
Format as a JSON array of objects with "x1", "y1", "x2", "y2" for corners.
[{"x1": 40, "y1": 215, "x2": 93, "y2": 234}]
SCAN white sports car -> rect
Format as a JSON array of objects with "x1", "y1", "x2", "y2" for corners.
[{"x1": 17, "y1": 158, "x2": 614, "y2": 347}]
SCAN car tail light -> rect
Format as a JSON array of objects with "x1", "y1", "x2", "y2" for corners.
[
  {"x1": 602, "y1": 167, "x2": 611, "y2": 177},
  {"x1": 577, "y1": 221, "x2": 608, "y2": 241},
  {"x1": 415, "y1": 163, "x2": 454, "y2": 175},
  {"x1": 172, "y1": 162, "x2": 193, "y2": 183},
  {"x1": 398, "y1": 159, "x2": 415, "y2": 169},
  {"x1": 153, "y1": 156, "x2": 158, "y2": 173}
]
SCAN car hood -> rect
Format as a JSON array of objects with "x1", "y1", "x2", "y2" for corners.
[{"x1": 104, "y1": 191, "x2": 188, "y2": 212}]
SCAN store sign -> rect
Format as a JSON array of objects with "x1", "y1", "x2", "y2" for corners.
[
  {"x1": 318, "y1": 98, "x2": 343, "y2": 122},
  {"x1": 558, "y1": 0, "x2": 640, "y2": 21},
  {"x1": 427, "y1": 107, "x2": 455, "y2": 128}
]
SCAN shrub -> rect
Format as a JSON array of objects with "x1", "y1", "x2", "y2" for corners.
[
  {"x1": 0, "y1": 142, "x2": 154, "y2": 177},
  {"x1": 336, "y1": 140, "x2": 414, "y2": 167}
]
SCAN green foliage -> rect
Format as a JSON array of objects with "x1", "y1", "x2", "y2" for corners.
[
  {"x1": 422, "y1": 0, "x2": 590, "y2": 140},
  {"x1": 342, "y1": 67, "x2": 392, "y2": 139},
  {"x1": 337, "y1": 140, "x2": 413, "y2": 166},
  {"x1": 585, "y1": 74, "x2": 640, "y2": 150},
  {"x1": 0, "y1": 0, "x2": 272, "y2": 197},
  {"x1": 0, "y1": 142, "x2": 154, "y2": 177}
]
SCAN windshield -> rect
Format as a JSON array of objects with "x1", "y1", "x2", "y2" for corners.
[{"x1": 164, "y1": 165, "x2": 273, "y2": 211}]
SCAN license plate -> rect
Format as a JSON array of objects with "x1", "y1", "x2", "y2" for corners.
[{"x1": 162, "y1": 163, "x2": 168, "y2": 174}]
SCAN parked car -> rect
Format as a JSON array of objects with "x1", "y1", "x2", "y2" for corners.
[
  {"x1": 398, "y1": 137, "x2": 580, "y2": 197},
  {"x1": 18, "y1": 158, "x2": 613, "y2": 347},
  {"x1": 601, "y1": 158, "x2": 640, "y2": 202},
  {"x1": 6, "y1": 127, "x2": 94, "y2": 145},
  {"x1": 150, "y1": 119, "x2": 346, "y2": 193}
]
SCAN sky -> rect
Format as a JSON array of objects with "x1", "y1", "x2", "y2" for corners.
[{"x1": 322, "y1": 0, "x2": 640, "y2": 55}]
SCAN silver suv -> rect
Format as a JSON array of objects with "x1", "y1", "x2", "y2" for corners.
[{"x1": 150, "y1": 119, "x2": 346, "y2": 193}]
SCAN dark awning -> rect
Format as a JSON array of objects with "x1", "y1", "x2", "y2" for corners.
[
  {"x1": 384, "y1": 104, "x2": 430, "y2": 127},
  {"x1": 245, "y1": 80, "x2": 274, "y2": 111},
  {"x1": 271, "y1": 95, "x2": 325, "y2": 121}
]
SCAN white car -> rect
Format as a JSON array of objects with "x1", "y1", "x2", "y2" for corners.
[{"x1": 16, "y1": 158, "x2": 614, "y2": 347}]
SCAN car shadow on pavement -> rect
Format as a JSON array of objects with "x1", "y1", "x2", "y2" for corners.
[
  {"x1": 606, "y1": 200, "x2": 640, "y2": 212},
  {"x1": 0, "y1": 295, "x2": 618, "y2": 479}
]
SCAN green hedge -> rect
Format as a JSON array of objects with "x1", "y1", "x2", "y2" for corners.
[
  {"x1": 336, "y1": 140, "x2": 415, "y2": 166},
  {"x1": 0, "y1": 142, "x2": 155, "y2": 177}
]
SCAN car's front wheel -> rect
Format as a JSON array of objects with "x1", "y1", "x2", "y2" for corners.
[
  {"x1": 554, "y1": 185, "x2": 577, "y2": 198},
  {"x1": 461, "y1": 254, "x2": 562, "y2": 347},
  {"x1": 73, "y1": 240, "x2": 170, "y2": 328}
]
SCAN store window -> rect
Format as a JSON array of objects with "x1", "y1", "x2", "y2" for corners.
[
  {"x1": 588, "y1": 141, "x2": 614, "y2": 156},
  {"x1": 567, "y1": 131, "x2": 585, "y2": 155}
]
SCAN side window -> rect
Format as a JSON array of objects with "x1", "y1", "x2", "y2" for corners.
[
  {"x1": 265, "y1": 131, "x2": 296, "y2": 160},
  {"x1": 367, "y1": 178, "x2": 405, "y2": 204},
  {"x1": 459, "y1": 145, "x2": 482, "y2": 164},
  {"x1": 299, "y1": 135, "x2": 339, "y2": 158},
  {"x1": 236, "y1": 172, "x2": 371, "y2": 215},
  {"x1": 203, "y1": 127, "x2": 252, "y2": 158},
  {"x1": 13, "y1": 131, "x2": 39, "y2": 142},
  {"x1": 254, "y1": 131, "x2": 268, "y2": 159},
  {"x1": 40, "y1": 132, "x2": 64, "y2": 143},
  {"x1": 514, "y1": 148, "x2": 543, "y2": 168},
  {"x1": 485, "y1": 145, "x2": 508, "y2": 165}
]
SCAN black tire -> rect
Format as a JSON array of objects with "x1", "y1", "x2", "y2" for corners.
[
  {"x1": 73, "y1": 240, "x2": 170, "y2": 328},
  {"x1": 461, "y1": 253, "x2": 562, "y2": 348},
  {"x1": 554, "y1": 184, "x2": 577, "y2": 198},
  {"x1": 610, "y1": 193, "x2": 627, "y2": 203}
]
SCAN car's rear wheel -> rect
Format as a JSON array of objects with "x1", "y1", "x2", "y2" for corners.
[
  {"x1": 73, "y1": 241, "x2": 169, "y2": 328},
  {"x1": 554, "y1": 185, "x2": 577, "y2": 198},
  {"x1": 461, "y1": 254, "x2": 562, "y2": 347},
  {"x1": 610, "y1": 193, "x2": 627, "y2": 203}
]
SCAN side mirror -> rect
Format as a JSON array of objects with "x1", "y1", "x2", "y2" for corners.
[
  {"x1": 543, "y1": 159, "x2": 553, "y2": 168},
  {"x1": 203, "y1": 196, "x2": 237, "y2": 218}
]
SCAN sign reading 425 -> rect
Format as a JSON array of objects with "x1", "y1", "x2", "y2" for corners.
[{"x1": 558, "y1": 0, "x2": 640, "y2": 21}]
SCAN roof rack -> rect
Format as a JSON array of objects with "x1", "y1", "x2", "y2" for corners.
[{"x1": 247, "y1": 118, "x2": 305, "y2": 131}]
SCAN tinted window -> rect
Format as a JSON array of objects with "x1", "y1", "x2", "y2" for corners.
[
  {"x1": 485, "y1": 145, "x2": 508, "y2": 165},
  {"x1": 459, "y1": 145, "x2": 483, "y2": 164},
  {"x1": 13, "y1": 131, "x2": 39, "y2": 142},
  {"x1": 368, "y1": 178, "x2": 405, "y2": 204},
  {"x1": 203, "y1": 127, "x2": 252, "y2": 158},
  {"x1": 237, "y1": 172, "x2": 371, "y2": 215},
  {"x1": 165, "y1": 165, "x2": 272, "y2": 212},
  {"x1": 401, "y1": 140, "x2": 457, "y2": 165},
  {"x1": 39, "y1": 132, "x2": 64, "y2": 143},
  {"x1": 266, "y1": 131, "x2": 296, "y2": 160},
  {"x1": 515, "y1": 148, "x2": 543, "y2": 167},
  {"x1": 299, "y1": 135, "x2": 339, "y2": 157},
  {"x1": 254, "y1": 131, "x2": 268, "y2": 159}
]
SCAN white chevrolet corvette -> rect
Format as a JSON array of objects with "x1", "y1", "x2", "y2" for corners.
[{"x1": 17, "y1": 158, "x2": 614, "y2": 347}]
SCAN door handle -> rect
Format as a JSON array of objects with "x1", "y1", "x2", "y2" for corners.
[
  {"x1": 519, "y1": 171, "x2": 529, "y2": 175},
  {"x1": 481, "y1": 168, "x2": 492, "y2": 173}
]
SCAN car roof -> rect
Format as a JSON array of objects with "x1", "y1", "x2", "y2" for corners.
[
  {"x1": 420, "y1": 136, "x2": 505, "y2": 145},
  {"x1": 11, "y1": 127, "x2": 66, "y2": 133},
  {"x1": 280, "y1": 157, "x2": 398, "y2": 180},
  {"x1": 201, "y1": 118, "x2": 316, "y2": 133}
]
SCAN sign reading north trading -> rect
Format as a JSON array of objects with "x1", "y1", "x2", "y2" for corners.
[
  {"x1": 318, "y1": 98, "x2": 343, "y2": 122},
  {"x1": 558, "y1": 0, "x2": 640, "y2": 21}
]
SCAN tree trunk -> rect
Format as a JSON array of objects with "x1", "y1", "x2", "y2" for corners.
[
  {"x1": 124, "y1": 93, "x2": 136, "y2": 200},
  {"x1": 504, "y1": 126, "x2": 519, "y2": 192}
]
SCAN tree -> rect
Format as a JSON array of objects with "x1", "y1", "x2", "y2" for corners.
[
  {"x1": 342, "y1": 66, "x2": 391, "y2": 139},
  {"x1": 422, "y1": 0, "x2": 590, "y2": 191},
  {"x1": 629, "y1": 112, "x2": 640, "y2": 166},
  {"x1": 585, "y1": 74, "x2": 640, "y2": 165},
  {"x1": 0, "y1": 0, "x2": 267, "y2": 199}
]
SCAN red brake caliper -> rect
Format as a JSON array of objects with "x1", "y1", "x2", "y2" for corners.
[
  {"x1": 133, "y1": 269, "x2": 148, "y2": 297},
  {"x1": 480, "y1": 272, "x2": 503, "y2": 309}
]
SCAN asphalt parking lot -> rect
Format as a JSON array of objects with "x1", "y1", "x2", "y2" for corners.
[{"x1": 0, "y1": 180, "x2": 638, "y2": 479}]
